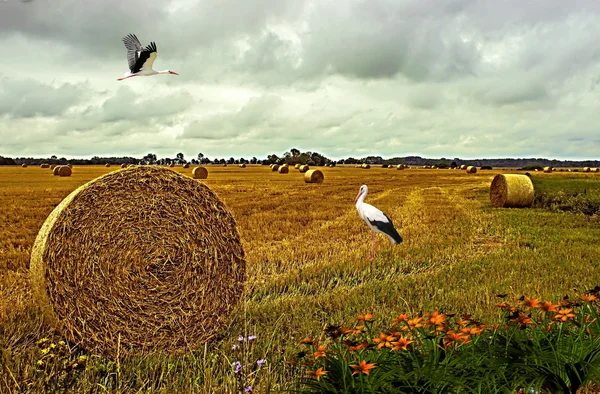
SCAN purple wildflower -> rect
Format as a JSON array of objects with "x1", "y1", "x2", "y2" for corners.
[
  {"x1": 232, "y1": 361, "x2": 242, "y2": 374},
  {"x1": 245, "y1": 386, "x2": 253, "y2": 392},
  {"x1": 256, "y1": 359, "x2": 266, "y2": 366},
  {"x1": 248, "y1": 335, "x2": 257, "y2": 341},
  {"x1": 232, "y1": 344, "x2": 239, "y2": 350},
  {"x1": 237, "y1": 336, "x2": 246, "y2": 342}
]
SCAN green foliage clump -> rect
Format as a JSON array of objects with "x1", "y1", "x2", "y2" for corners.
[{"x1": 532, "y1": 177, "x2": 600, "y2": 217}]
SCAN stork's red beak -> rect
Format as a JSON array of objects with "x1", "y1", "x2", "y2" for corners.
[
  {"x1": 354, "y1": 191, "x2": 362, "y2": 203},
  {"x1": 169, "y1": 71, "x2": 179, "y2": 75}
]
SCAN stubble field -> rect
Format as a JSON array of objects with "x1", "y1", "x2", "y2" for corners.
[{"x1": 1, "y1": 165, "x2": 599, "y2": 392}]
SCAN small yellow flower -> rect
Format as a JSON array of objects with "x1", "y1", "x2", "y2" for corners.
[
  {"x1": 37, "y1": 360, "x2": 44, "y2": 366},
  {"x1": 58, "y1": 341, "x2": 66, "y2": 346}
]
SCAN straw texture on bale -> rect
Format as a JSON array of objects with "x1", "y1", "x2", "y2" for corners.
[
  {"x1": 192, "y1": 166, "x2": 208, "y2": 179},
  {"x1": 57, "y1": 166, "x2": 72, "y2": 177},
  {"x1": 22, "y1": 163, "x2": 27, "y2": 168},
  {"x1": 299, "y1": 165, "x2": 309, "y2": 173},
  {"x1": 41, "y1": 164, "x2": 49, "y2": 168},
  {"x1": 105, "y1": 163, "x2": 111, "y2": 168},
  {"x1": 304, "y1": 169, "x2": 324, "y2": 183},
  {"x1": 30, "y1": 166, "x2": 245, "y2": 356},
  {"x1": 183, "y1": 164, "x2": 190, "y2": 168},
  {"x1": 278, "y1": 166, "x2": 289, "y2": 174},
  {"x1": 50, "y1": 164, "x2": 57, "y2": 170},
  {"x1": 466, "y1": 166, "x2": 477, "y2": 174},
  {"x1": 544, "y1": 166, "x2": 552, "y2": 173},
  {"x1": 294, "y1": 164, "x2": 301, "y2": 169},
  {"x1": 490, "y1": 174, "x2": 535, "y2": 208},
  {"x1": 271, "y1": 164, "x2": 280, "y2": 172},
  {"x1": 53, "y1": 166, "x2": 61, "y2": 176}
]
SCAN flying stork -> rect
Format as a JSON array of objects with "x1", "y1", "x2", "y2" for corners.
[
  {"x1": 118, "y1": 34, "x2": 179, "y2": 81},
  {"x1": 354, "y1": 185, "x2": 403, "y2": 260}
]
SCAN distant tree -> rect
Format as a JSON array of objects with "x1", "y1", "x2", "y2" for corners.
[
  {"x1": 201, "y1": 157, "x2": 211, "y2": 164},
  {"x1": 451, "y1": 161, "x2": 458, "y2": 169},
  {"x1": 197, "y1": 153, "x2": 204, "y2": 162},
  {"x1": 290, "y1": 148, "x2": 300, "y2": 157},
  {"x1": 227, "y1": 157, "x2": 235, "y2": 164},
  {"x1": 437, "y1": 161, "x2": 449, "y2": 169},
  {"x1": 51, "y1": 155, "x2": 57, "y2": 160},
  {"x1": 176, "y1": 153, "x2": 184, "y2": 164},
  {"x1": 267, "y1": 154, "x2": 280, "y2": 164},
  {"x1": 143, "y1": 153, "x2": 157, "y2": 164},
  {"x1": 251, "y1": 157, "x2": 258, "y2": 164}
]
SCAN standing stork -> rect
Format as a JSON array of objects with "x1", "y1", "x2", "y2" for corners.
[
  {"x1": 354, "y1": 185, "x2": 403, "y2": 260},
  {"x1": 118, "y1": 34, "x2": 179, "y2": 81}
]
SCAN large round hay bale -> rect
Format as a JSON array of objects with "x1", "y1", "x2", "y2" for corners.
[
  {"x1": 271, "y1": 164, "x2": 280, "y2": 172},
  {"x1": 105, "y1": 163, "x2": 111, "y2": 168},
  {"x1": 53, "y1": 166, "x2": 61, "y2": 176},
  {"x1": 543, "y1": 166, "x2": 552, "y2": 173},
  {"x1": 50, "y1": 164, "x2": 57, "y2": 170},
  {"x1": 592, "y1": 168, "x2": 599, "y2": 173},
  {"x1": 299, "y1": 165, "x2": 309, "y2": 173},
  {"x1": 490, "y1": 174, "x2": 534, "y2": 208},
  {"x1": 460, "y1": 165, "x2": 467, "y2": 170},
  {"x1": 278, "y1": 166, "x2": 289, "y2": 174},
  {"x1": 192, "y1": 166, "x2": 208, "y2": 179},
  {"x1": 304, "y1": 169, "x2": 324, "y2": 183},
  {"x1": 57, "y1": 166, "x2": 72, "y2": 177},
  {"x1": 362, "y1": 164, "x2": 371, "y2": 169},
  {"x1": 282, "y1": 163, "x2": 289, "y2": 168},
  {"x1": 22, "y1": 163, "x2": 28, "y2": 168},
  {"x1": 583, "y1": 167, "x2": 591, "y2": 173},
  {"x1": 41, "y1": 164, "x2": 49, "y2": 169},
  {"x1": 294, "y1": 164, "x2": 301, "y2": 169},
  {"x1": 239, "y1": 163, "x2": 246, "y2": 168},
  {"x1": 466, "y1": 166, "x2": 477, "y2": 174},
  {"x1": 183, "y1": 163, "x2": 190, "y2": 169},
  {"x1": 30, "y1": 166, "x2": 245, "y2": 356},
  {"x1": 120, "y1": 163, "x2": 127, "y2": 168},
  {"x1": 396, "y1": 165, "x2": 404, "y2": 170}
]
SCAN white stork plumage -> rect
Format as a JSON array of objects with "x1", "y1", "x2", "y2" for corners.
[
  {"x1": 118, "y1": 34, "x2": 179, "y2": 81},
  {"x1": 354, "y1": 184, "x2": 403, "y2": 260}
]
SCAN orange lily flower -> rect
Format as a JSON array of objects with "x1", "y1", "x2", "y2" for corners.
[
  {"x1": 373, "y1": 332, "x2": 396, "y2": 349},
  {"x1": 349, "y1": 341, "x2": 369, "y2": 352},
  {"x1": 307, "y1": 368, "x2": 328, "y2": 381},
  {"x1": 460, "y1": 327, "x2": 483, "y2": 336},
  {"x1": 581, "y1": 293, "x2": 597, "y2": 302},
  {"x1": 391, "y1": 337, "x2": 415, "y2": 351},
  {"x1": 356, "y1": 313, "x2": 374, "y2": 322},
  {"x1": 313, "y1": 345, "x2": 326, "y2": 359},
  {"x1": 429, "y1": 311, "x2": 446, "y2": 326},
  {"x1": 392, "y1": 314, "x2": 410, "y2": 325},
  {"x1": 297, "y1": 337, "x2": 314, "y2": 346},
  {"x1": 350, "y1": 360, "x2": 376, "y2": 375},
  {"x1": 540, "y1": 302, "x2": 559, "y2": 313},
  {"x1": 522, "y1": 297, "x2": 541, "y2": 308},
  {"x1": 407, "y1": 317, "x2": 424, "y2": 329},
  {"x1": 555, "y1": 308, "x2": 576, "y2": 322}
]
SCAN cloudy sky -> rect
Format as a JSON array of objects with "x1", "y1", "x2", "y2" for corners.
[{"x1": 1, "y1": 0, "x2": 599, "y2": 160}]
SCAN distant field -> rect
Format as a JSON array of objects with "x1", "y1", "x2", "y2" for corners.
[{"x1": 1, "y1": 165, "x2": 599, "y2": 392}]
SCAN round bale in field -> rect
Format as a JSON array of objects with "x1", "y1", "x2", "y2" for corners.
[
  {"x1": 278, "y1": 166, "x2": 289, "y2": 174},
  {"x1": 53, "y1": 166, "x2": 61, "y2": 176},
  {"x1": 105, "y1": 163, "x2": 111, "y2": 168},
  {"x1": 121, "y1": 163, "x2": 127, "y2": 168},
  {"x1": 490, "y1": 174, "x2": 534, "y2": 208},
  {"x1": 294, "y1": 164, "x2": 301, "y2": 169},
  {"x1": 592, "y1": 168, "x2": 599, "y2": 172},
  {"x1": 396, "y1": 165, "x2": 404, "y2": 170},
  {"x1": 544, "y1": 167, "x2": 552, "y2": 173},
  {"x1": 183, "y1": 164, "x2": 190, "y2": 168},
  {"x1": 304, "y1": 169, "x2": 324, "y2": 183},
  {"x1": 169, "y1": 163, "x2": 175, "y2": 167},
  {"x1": 22, "y1": 163, "x2": 27, "y2": 168},
  {"x1": 41, "y1": 164, "x2": 50, "y2": 168},
  {"x1": 30, "y1": 166, "x2": 245, "y2": 356},
  {"x1": 583, "y1": 167, "x2": 591, "y2": 172},
  {"x1": 271, "y1": 164, "x2": 280, "y2": 172},
  {"x1": 192, "y1": 166, "x2": 208, "y2": 179},
  {"x1": 299, "y1": 165, "x2": 309, "y2": 173},
  {"x1": 362, "y1": 164, "x2": 371, "y2": 169},
  {"x1": 50, "y1": 164, "x2": 57, "y2": 170},
  {"x1": 460, "y1": 165, "x2": 467, "y2": 170},
  {"x1": 239, "y1": 163, "x2": 246, "y2": 168},
  {"x1": 58, "y1": 166, "x2": 72, "y2": 177},
  {"x1": 466, "y1": 166, "x2": 477, "y2": 174}
]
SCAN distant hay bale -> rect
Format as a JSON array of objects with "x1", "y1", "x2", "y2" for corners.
[
  {"x1": 362, "y1": 164, "x2": 371, "y2": 169},
  {"x1": 192, "y1": 166, "x2": 208, "y2": 179},
  {"x1": 121, "y1": 163, "x2": 127, "y2": 168},
  {"x1": 299, "y1": 165, "x2": 309, "y2": 173},
  {"x1": 543, "y1": 166, "x2": 552, "y2": 173},
  {"x1": 67, "y1": 164, "x2": 72, "y2": 168},
  {"x1": 466, "y1": 166, "x2": 477, "y2": 174},
  {"x1": 223, "y1": 164, "x2": 227, "y2": 167},
  {"x1": 30, "y1": 166, "x2": 245, "y2": 356},
  {"x1": 239, "y1": 163, "x2": 246, "y2": 168},
  {"x1": 41, "y1": 164, "x2": 50, "y2": 168},
  {"x1": 169, "y1": 163, "x2": 175, "y2": 168},
  {"x1": 183, "y1": 164, "x2": 190, "y2": 169},
  {"x1": 583, "y1": 167, "x2": 591, "y2": 172},
  {"x1": 490, "y1": 174, "x2": 534, "y2": 208},
  {"x1": 271, "y1": 164, "x2": 280, "y2": 172},
  {"x1": 282, "y1": 164, "x2": 289, "y2": 168},
  {"x1": 50, "y1": 165, "x2": 57, "y2": 170},
  {"x1": 105, "y1": 163, "x2": 111, "y2": 168},
  {"x1": 278, "y1": 166, "x2": 289, "y2": 174},
  {"x1": 304, "y1": 169, "x2": 324, "y2": 183},
  {"x1": 294, "y1": 164, "x2": 301, "y2": 169},
  {"x1": 53, "y1": 166, "x2": 61, "y2": 176},
  {"x1": 592, "y1": 168, "x2": 599, "y2": 172},
  {"x1": 57, "y1": 166, "x2": 72, "y2": 177},
  {"x1": 460, "y1": 165, "x2": 467, "y2": 170},
  {"x1": 22, "y1": 163, "x2": 27, "y2": 168},
  {"x1": 396, "y1": 165, "x2": 404, "y2": 170}
]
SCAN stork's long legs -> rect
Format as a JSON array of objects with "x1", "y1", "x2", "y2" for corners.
[{"x1": 369, "y1": 231, "x2": 375, "y2": 261}]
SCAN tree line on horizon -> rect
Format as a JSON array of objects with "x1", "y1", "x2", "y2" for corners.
[{"x1": 0, "y1": 149, "x2": 598, "y2": 168}]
